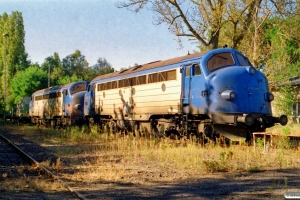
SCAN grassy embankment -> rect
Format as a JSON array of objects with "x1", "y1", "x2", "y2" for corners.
[{"x1": 1, "y1": 122, "x2": 300, "y2": 181}]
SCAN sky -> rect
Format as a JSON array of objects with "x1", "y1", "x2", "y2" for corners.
[{"x1": 1, "y1": 0, "x2": 198, "y2": 71}]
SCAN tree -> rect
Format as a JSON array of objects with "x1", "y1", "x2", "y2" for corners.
[
  {"x1": 117, "y1": 0, "x2": 296, "y2": 53},
  {"x1": 10, "y1": 64, "x2": 47, "y2": 105},
  {"x1": 56, "y1": 75, "x2": 82, "y2": 85},
  {"x1": 264, "y1": 17, "x2": 300, "y2": 83},
  {"x1": 41, "y1": 52, "x2": 63, "y2": 86},
  {"x1": 262, "y1": 14, "x2": 300, "y2": 115},
  {"x1": 61, "y1": 50, "x2": 90, "y2": 81},
  {"x1": 0, "y1": 11, "x2": 30, "y2": 111},
  {"x1": 116, "y1": 0, "x2": 253, "y2": 50},
  {"x1": 92, "y1": 57, "x2": 114, "y2": 75},
  {"x1": 220, "y1": 0, "x2": 296, "y2": 68}
]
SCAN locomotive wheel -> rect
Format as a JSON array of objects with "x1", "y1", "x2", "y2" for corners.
[
  {"x1": 204, "y1": 125, "x2": 214, "y2": 140},
  {"x1": 187, "y1": 132, "x2": 201, "y2": 143},
  {"x1": 246, "y1": 131, "x2": 252, "y2": 145}
]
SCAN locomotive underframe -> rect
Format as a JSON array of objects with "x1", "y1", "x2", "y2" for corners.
[
  {"x1": 87, "y1": 109, "x2": 287, "y2": 143},
  {"x1": 30, "y1": 114, "x2": 84, "y2": 128},
  {"x1": 88, "y1": 112, "x2": 233, "y2": 143}
]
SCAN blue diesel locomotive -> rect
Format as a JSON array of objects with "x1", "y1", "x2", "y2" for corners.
[
  {"x1": 30, "y1": 81, "x2": 89, "y2": 127},
  {"x1": 83, "y1": 48, "x2": 287, "y2": 142}
]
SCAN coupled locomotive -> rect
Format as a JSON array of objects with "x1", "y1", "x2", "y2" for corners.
[
  {"x1": 14, "y1": 97, "x2": 31, "y2": 123},
  {"x1": 29, "y1": 81, "x2": 89, "y2": 127},
  {"x1": 83, "y1": 48, "x2": 287, "y2": 142}
]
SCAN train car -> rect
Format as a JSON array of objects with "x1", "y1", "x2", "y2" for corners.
[
  {"x1": 14, "y1": 97, "x2": 31, "y2": 123},
  {"x1": 84, "y1": 48, "x2": 287, "y2": 142},
  {"x1": 30, "y1": 81, "x2": 89, "y2": 127}
]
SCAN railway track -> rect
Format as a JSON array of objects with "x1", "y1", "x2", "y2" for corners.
[{"x1": 0, "y1": 129, "x2": 87, "y2": 200}]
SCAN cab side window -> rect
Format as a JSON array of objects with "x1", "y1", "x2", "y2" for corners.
[
  {"x1": 236, "y1": 53, "x2": 252, "y2": 66},
  {"x1": 193, "y1": 64, "x2": 201, "y2": 76}
]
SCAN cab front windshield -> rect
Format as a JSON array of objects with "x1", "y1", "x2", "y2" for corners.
[
  {"x1": 71, "y1": 83, "x2": 87, "y2": 95},
  {"x1": 206, "y1": 52, "x2": 252, "y2": 71}
]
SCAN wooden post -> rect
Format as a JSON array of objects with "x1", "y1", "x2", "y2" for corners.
[
  {"x1": 264, "y1": 133, "x2": 266, "y2": 153},
  {"x1": 253, "y1": 133, "x2": 256, "y2": 150},
  {"x1": 253, "y1": 132, "x2": 272, "y2": 153}
]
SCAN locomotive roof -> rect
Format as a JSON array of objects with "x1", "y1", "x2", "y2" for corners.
[
  {"x1": 92, "y1": 51, "x2": 206, "y2": 81},
  {"x1": 32, "y1": 81, "x2": 87, "y2": 96}
]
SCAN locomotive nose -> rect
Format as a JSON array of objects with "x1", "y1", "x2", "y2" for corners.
[{"x1": 210, "y1": 65, "x2": 271, "y2": 114}]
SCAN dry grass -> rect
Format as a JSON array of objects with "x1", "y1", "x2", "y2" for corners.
[
  {"x1": 6, "y1": 123, "x2": 300, "y2": 185},
  {"x1": 267, "y1": 123, "x2": 300, "y2": 136},
  {"x1": 54, "y1": 129, "x2": 300, "y2": 184},
  {"x1": 0, "y1": 167, "x2": 65, "y2": 192},
  {"x1": 62, "y1": 141, "x2": 300, "y2": 184}
]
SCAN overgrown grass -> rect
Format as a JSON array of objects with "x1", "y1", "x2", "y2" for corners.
[
  {"x1": 267, "y1": 123, "x2": 300, "y2": 136},
  {"x1": 5, "y1": 123, "x2": 300, "y2": 183},
  {"x1": 35, "y1": 124, "x2": 299, "y2": 172}
]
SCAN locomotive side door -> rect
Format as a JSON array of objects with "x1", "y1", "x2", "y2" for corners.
[
  {"x1": 62, "y1": 89, "x2": 69, "y2": 117},
  {"x1": 188, "y1": 63, "x2": 207, "y2": 114},
  {"x1": 181, "y1": 64, "x2": 192, "y2": 113},
  {"x1": 84, "y1": 83, "x2": 95, "y2": 117}
]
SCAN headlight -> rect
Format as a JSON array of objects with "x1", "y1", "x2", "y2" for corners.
[
  {"x1": 221, "y1": 90, "x2": 236, "y2": 100},
  {"x1": 247, "y1": 66, "x2": 256, "y2": 75},
  {"x1": 74, "y1": 104, "x2": 82, "y2": 110},
  {"x1": 265, "y1": 92, "x2": 274, "y2": 102},
  {"x1": 230, "y1": 92, "x2": 236, "y2": 99}
]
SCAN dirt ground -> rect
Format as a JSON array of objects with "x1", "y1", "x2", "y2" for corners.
[{"x1": 2, "y1": 125, "x2": 300, "y2": 199}]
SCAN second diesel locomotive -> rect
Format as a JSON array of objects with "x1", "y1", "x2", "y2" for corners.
[
  {"x1": 83, "y1": 48, "x2": 287, "y2": 142},
  {"x1": 30, "y1": 81, "x2": 89, "y2": 127}
]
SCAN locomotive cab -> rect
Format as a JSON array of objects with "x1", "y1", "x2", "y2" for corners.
[{"x1": 30, "y1": 81, "x2": 88, "y2": 127}]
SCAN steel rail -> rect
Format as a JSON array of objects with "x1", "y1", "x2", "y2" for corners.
[{"x1": 0, "y1": 133, "x2": 88, "y2": 200}]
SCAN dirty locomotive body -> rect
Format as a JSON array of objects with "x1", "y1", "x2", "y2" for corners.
[
  {"x1": 12, "y1": 97, "x2": 31, "y2": 123},
  {"x1": 83, "y1": 48, "x2": 287, "y2": 142},
  {"x1": 29, "y1": 81, "x2": 89, "y2": 127}
]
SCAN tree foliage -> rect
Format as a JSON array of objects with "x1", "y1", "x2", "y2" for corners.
[
  {"x1": 10, "y1": 65, "x2": 47, "y2": 105},
  {"x1": 61, "y1": 50, "x2": 90, "y2": 81},
  {"x1": 262, "y1": 14, "x2": 300, "y2": 114},
  {"x1": 264, "y1": 16, "x2": 300, "y2": 83},
  {"x1": 117, "y1": 0, "x2": 295, "y2": 51},
  {"x1": 92, "y1": 57, "x2": 114, "y2": 75},
  {"x1": 0, "y1": 11, "x2": 30, "y2": 111},
  {"x1": 41, "y1": 52, "x2": 63, "y2": 86},
  {"x1": 0, "y1": 11, "x2": 29, "y2": 74},
  {"x1": 40, "y1": 51, "x2": 115, "y2": 87}
]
